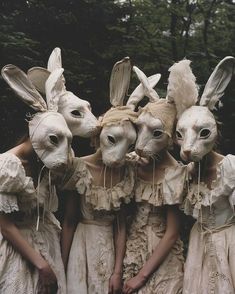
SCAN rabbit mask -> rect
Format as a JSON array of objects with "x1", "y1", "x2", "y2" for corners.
[
  {"x1": 169, "y1": 57, "x2": 235, "y2": 162},
  {"x1": 27, "y1": 47, "x2": 99, "y2": 137},
  {"x1": 99, "y1": 57, "x2": 138, "y2": 167},
  {"x1": 126, "y1": 66, "x2": 176, "y2": 158},
  {"x1": 2, "y1": 65, "x2": 72, "y2": 170}
]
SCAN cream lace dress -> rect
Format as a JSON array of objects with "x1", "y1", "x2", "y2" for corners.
[
  {"x1": 182, "y1": 154, "x2": 235, "y2": 294},
  {"x1": 0, "y1": 153, "x2": 66, "y2": 294},
  {"x1": 62, "y1": 157, "x2": 135, "y2": 294},
  {"x1": 123, "y1": 165, "x2": 187, "y2": 294}
]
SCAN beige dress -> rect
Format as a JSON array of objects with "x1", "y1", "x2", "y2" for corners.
[
  {"x1": 182, "y1": 154, "x2": 235, "y2": 294},
  {"x1": 62, "y1": 157, "x2": 135, "y2": 294},
  {"x1": 124, "y1": 165, "x2": 187, "y2": 294},
  {"x1": 0, "y1": 153, "x2": 66, "y2": 294}
]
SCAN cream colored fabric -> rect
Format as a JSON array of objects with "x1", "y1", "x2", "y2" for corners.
[
  {"x1": 182, "y1": 154, "x2": 235, "y2": 294},
  {"x1": 123, "y1": 165, "x2": 186, "y2": 293},
  {"x1": 0, "y1": 153, "x2": 66, "y2": 294},
  {"x1": 100, "y1": 106, "x2": 138, "y2": 127},
  {"x1": 63, "y1": 157, "x2": 135, "y2": 294},
  {"x1": 140, "y1": 99, "x2": 177, "y2": 137},
  {"x1": 63, "y1": 157, "x2": 135, "y2": 211}
]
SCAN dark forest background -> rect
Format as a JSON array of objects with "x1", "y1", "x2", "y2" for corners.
[{"x1": 0, "y1": 0, "x2": 234, "y2": 156}]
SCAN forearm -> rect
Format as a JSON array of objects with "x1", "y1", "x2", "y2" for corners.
[
  {"x1": 139, "y1": 231, "x2": 179, "y2": 278},
  {"x1": 61, "y1": 221, "x2": 77, "y2": 270},
  {"x1": 1, "y1": 219, "x2": 47, "y2": 269},
  {"x1": 113, "y1": 214, "x2": 127, "y2": 274}
]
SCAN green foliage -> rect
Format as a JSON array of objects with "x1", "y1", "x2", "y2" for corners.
[{"x1": 0, "y1": 0, "x2": 234, "y2": 153}]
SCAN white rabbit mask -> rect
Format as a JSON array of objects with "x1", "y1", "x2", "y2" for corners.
[
  {"x1": 98, "y1": 58, "x2": 139, "y2": 167},
  {"x1": 27, "y1": 47, "x2": 99, "y2": 137},
  {"x1": 126, "y1": 66, "x2": 176, "y2": 158},
  {"x1": 2, "y1": 65, "x2": 72, "y2": 170},
  {"x1": 169, "y1": 57, "x2": 235, "y2": 162}
]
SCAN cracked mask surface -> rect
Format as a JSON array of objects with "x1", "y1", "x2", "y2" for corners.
[
  {"x1": 29, "y1": 112, "x2": 72, "y2": 170},
  {"x1": 100, "y1": 121, "x2": 136, "y2": 167},
  {"x1": 176, "y1": 106, "x2": 217, "y2": 162}
]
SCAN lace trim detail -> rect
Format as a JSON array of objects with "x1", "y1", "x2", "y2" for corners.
[
  {"x1": 135, "y1": 165, "x2": 188, "y2": 207},
  {"x1": 0, "y1": 193, "x2": 19, "y2": 213},
  {"x1": 183, "y1": 155, "x2": 235, "y2": 219},
  {"x1": 63, "y1": 158, "x2": 135, "y2": 211}
]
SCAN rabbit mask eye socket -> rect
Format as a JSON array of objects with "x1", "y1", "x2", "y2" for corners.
[
  {"x1": 49, "y1": 135, "x2": 59, "y2": 145},
  {"x1": 176, "y1": 131, "x2": 183, "y2": 140},
  {"x1": 153, "y1": 129, "x2": 163, "y2": 138},
  {"x1": 200, "y1": 128, "x2": 211, "y2": 139},
  {"x1": 107, "y1": 135, "x2": 116, "y2": 145},
  {"x1": 71, "y1": 109, "x2": 83, "y2": 118}
]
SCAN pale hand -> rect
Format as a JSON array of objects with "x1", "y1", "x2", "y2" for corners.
[
  {"x1": 37, "y1": 261, "x2": 57, "y2": 294},
  {"x1": 123, "y1": 273, "x2": 147, "y2": 294},
  {"x1": 108, "y1": 272, "x2": 123, "y2": 294}
]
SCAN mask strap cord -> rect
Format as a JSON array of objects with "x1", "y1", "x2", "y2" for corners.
[
  {"x1": 197, "y1": 161, "x2": 203, "y2": 238},
  {"x1": 152, "y1": 159, "x2": 155, "y2": 196},
  {"x1": 36, "y1": 165, "x2": 46, "y2": 231},
  {"x1": 111, "y1": 167, "x2": 113, "y2": 189},
  {"x1": 104, "y1": 165, "x2": 107, "y2": 189}
]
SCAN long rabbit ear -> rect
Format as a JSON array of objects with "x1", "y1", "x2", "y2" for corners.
[
  {"x1": 45, "y1": 68, "x2": 64, "y2": 111},
  {"x1": 27, "y1": 67, "x2": 50, "y2": 95},
  {"x1": 200, "y1": 56, "x2": 235, "y2": 110},
  {"x1": 47, "y1": 47, "x2": 62, "y2": 72},
  {"x1": 109, "y1": 57, "x2": 132, "y2": 107},
  {"x1": 2, "y1": 64, "x2": 47, "y2": 112},
  {"x1": 126, "y1": 69, "x2": 161, "y2": 110}
]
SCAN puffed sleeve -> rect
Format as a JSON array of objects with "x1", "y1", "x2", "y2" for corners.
[
  {"x1": 162, "y1": 164, "x2": 188, "y2": 205},
  {"x1": 0, "y1": 153, "x2": 34, "y2": 213}
]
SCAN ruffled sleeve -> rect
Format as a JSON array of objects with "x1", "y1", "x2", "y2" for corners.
[
  {"x1": 0, "y1": 153, "x2": 35, "y2": 213},
  {"x1": 135, "y1": 164, "x2": 188, "y2": 206},
  {"x1": 221, "y1": 155, "x2": 235, "y2": 207}
]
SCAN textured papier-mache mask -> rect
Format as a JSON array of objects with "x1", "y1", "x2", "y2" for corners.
[
  {"x1": 98, "y1": 57, "x2": 140, "y2": 167},
  {"x1": 167, "y1": 57, "x2": 235, "y2": 162},
  {"x1": 125, "y1": 65, "x2": 177, "y2": 159},
  {"x1": 2, "y1": 64, "x2": 73, "y2": 170},
  {"x1": 27, "y1": 47, "x2": 99, "y2": 138}
]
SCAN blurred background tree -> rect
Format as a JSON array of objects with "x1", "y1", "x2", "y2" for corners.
[{"x1": 0, "y1": 0, "x2": 234, "y2": 155}]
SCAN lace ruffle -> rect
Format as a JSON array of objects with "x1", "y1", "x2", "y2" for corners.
[
  {"x1": 0, "y1": 193, "x2": 19, "y2": 213},
  {"x1": 183, "y1": 155, "x2": 235, "y2": 219},
  {"x1": 135, "y1": 165, "x2": 188, "y2": 207},
  {"x1": 0, "y1": 153, "x2": 37, "y2": 212},
  {"x1": 63, "y1": 157, "x2": 135, "y2": 211}
]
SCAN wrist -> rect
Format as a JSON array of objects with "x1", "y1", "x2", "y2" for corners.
[
  {"x1": 138, "y1": 270, "x2": 149, "y2": 282},
  {"x1": 34, "y1": 256, "x2": 47, "y2": 270}
]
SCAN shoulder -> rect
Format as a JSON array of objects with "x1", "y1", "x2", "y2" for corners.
[{"x1": 0, "y1": 153, "x2": 28, "y2": 192}]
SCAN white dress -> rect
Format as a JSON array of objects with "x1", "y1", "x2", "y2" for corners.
[
  {"x1": 62, "y1": 157, "x2": 135, "y2": 294},
  {"x1": 182, "y1": 154, "x2": 235, "y2": 294},
  {"x1": 124, "y1": 165, "x2": 187, "y2": 294},
  {"x1": 0, "y1": 153, "x2": 66, "y2": 294}
]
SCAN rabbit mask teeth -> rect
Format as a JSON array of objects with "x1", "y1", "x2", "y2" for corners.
[
  {"x1": 29, "y1": 112, "x2": 72, "y2": 170},
  {"x1": 176, "y1": 106, "x2": 217, "y2": 162}
]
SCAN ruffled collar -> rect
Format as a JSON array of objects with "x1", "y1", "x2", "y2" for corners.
[
  {"x1": 135, "y1": 164, "x2": 188, "y2": 207},
  {"x1": 65, "y1": 157, "x2": 135, "y2": 211}
]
